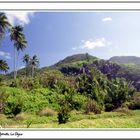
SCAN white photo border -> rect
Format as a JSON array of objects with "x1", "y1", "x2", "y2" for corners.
[{"x1": 0, "y1": 1, "x2": 140, "y2": 139}]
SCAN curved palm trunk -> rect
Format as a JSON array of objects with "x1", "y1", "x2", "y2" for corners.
[
  {"x1": 26, "y1": 64, "x2": 28, "y2": 76},
  {"x1": 14, "y1": 46, "x2": 17, "y2": 80},
  {"x1": 16, "y1": 52, "x2": 20, "y2": 78},
  {"x1": 32, "y1": 65, "x2": 34, "y2": 78}
]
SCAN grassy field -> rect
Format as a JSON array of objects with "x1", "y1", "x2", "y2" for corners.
[{"x1": 1, "y1": 110, "x2": 140, "y2": 128}]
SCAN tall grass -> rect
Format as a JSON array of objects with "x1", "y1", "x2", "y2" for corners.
[{"x1": 1, "y1": 110, "x2": 140, "y2": 128}]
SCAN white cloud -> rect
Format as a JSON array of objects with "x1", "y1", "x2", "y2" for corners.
[
  {"x1": 5, "y1": 11, "x2": 34, "y2": 26},
  {"x1": 18, "y1": 66, "x2": 25, "y2": 70},
  {"x1": 80, "y1": 38, "x2": 111, "y2": 50},
  {"x1": 0, "y1": 51, "x2": 11, "y2": 59},
  {"x1": 102, "y1": 17, "x2": 112, "y2": 22}
]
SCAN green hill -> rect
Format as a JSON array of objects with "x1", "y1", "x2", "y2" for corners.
[
  {"x1": 1, "y1": 53, "x2": 140, "y2": 128},
  {"x1": 109, "y1": 56, "x2": 140, "y2": 67},
  {"x1": 51, "y1": 53, "x2": 98, "y2": 67},
  {"x1": 3, "y1": 53, "x2": 140, "y2": 91}
]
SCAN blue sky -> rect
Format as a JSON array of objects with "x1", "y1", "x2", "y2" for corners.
[{"x1": 1, "y1": 11, "x2": 140, "y2": 72}]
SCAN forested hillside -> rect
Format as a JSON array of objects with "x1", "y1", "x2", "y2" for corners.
[
  {"x1": 110, "y1": 56, "x2": 140, "y2": 67},
  {"x1": 1, "y1": 12, "x2": 140, "y2": 128}
]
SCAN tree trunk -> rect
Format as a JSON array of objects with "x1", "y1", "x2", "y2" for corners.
[
  {"x1": 32, "y1": 65, "x2": 34, "y2": 78},
  {"x1": 14, "y1": 46, "x2": 17, "y2": 80},
  {"x1": 26, "y1": 65, "x2": 28, "y2": 77},
  {"x1": 16, "y1": 52, "x2": 19, "y2": 79}
]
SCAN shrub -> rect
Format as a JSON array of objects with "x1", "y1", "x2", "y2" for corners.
[
  {"x1": 14, "y1": 113, "x2": 25, "y2": 121},
  {"x1": 72, "y1": 94, "x2": 88, "y2": 111},
  {"x1": 38, "y1": 70, "x2": 64, "y2": 88},
  {"x1": 2, "y1": 87, "x2": 26, "y2": 118},
  {"x1": 9, "y1": 80, "x2": 19, "y2": 88},
  {"x1": 38, "y1": 107, "x2": 56, "y2": 117},
  {"x1": 18, "y1": 77, "x2": 41, "y2": 90},
  {"x1": 114, "y1": 107, "x2": 133, "y2": 115},
  {"x1": 0, "y1": 88, "x2": 8, "y2": 113},
  {"x1": 121, "y1": 102, "x2": 130, "y2": 108},
  {"x1": 85, "y1": 99, "x2": 101, "y2": 114},
  {"x1": 76, "y1": 68, "x2": 106, "y2": 106},
  {"x1": 57, "y1": 105, "x2": 70, "y2": 124},
  {"x1": 22, "y1": 88, "x2": 58, "y2": 112},
  {"x1": 22, "y1": 93, "x2": 49, "y2": 113},
  {"x1": 128, "y1": 92, "x2": 140, "y2": 110},
  {"x1": 0, "y1": 87, "x2": 50, "y2": 115},
  {"x1": 31, "y1": 88, "x2": 58, "y2": 108},
  {"x1": 56, "y1": 89, "x2": 73, "y2": 124},
  {"x1": 129, "y1": 102, "x2": 140, "y2": 110},
  {"x1": 4, "y1": 94, "x2": 23, "y2": 118},
  {"x1": 105, "y1": 103, "x2": 114, "y2": 112},
  {"x1": 105, "y1": 78, "x2": 135, "y2": 111}
]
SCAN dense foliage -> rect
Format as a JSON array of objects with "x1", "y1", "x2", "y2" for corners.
[
  {"x1": 0, "y1": 58, "x2": 137, "y2": 123},
  {"x1": 1, "y1": 12, "x2": 140, "y2": 127}
]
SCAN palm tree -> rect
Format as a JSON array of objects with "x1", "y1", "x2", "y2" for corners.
[
  {"x1": 30, "y1": 55, "x2": 39, "y2": 77},
  {"x1": 23, "y1": 54, "x2": 30, "y2": 76},
  {"x1": 0, "y1": 12, "x2": 11, "y2": 41},
  {"x1": 10, "y1": 25, "x2": 27, "y2": 80},
  {"x1": 85, "y1": 53, "x2": 90, "y2": 62},
  {"x1": 0, "y1": 59, "x2": 9, "y2": 73}
]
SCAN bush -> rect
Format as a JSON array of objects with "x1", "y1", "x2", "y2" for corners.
[
  {"x1": 9, "y1": 80, "x2": 19, "y2": 88},
  {"x1": 23, "y1": 88, "x2": 59, "y2": 112},
  {"x1": 9, "y1": 77, "x2": 41, "y2": 90},
  {"x1": 0, "y1": 88, "x2": 8, "y2": 113},
  {"x1": 1, "y1": 87, "x2": 52, "y2": 115},
  {"x1": 121, "y1": 102, "x2": 130, "y2": 108},
  {"x1": 70, "y1": 94, "x2": 88, "y2": 111},
  {"x1": 76, "y1": 68, "x2": 106, "y2": 105},
  {"x1": 18, "y1": 77, "x2": 41, "y2": 90},
  {"x1": 22, "y1": 93, "x2": 49, "y2": 113},
  {"x1": 0, "y1": 87, "x2": 25, "y2": 118},
  {"x1": 129, "y1": 92, "x2": 140, "y2": 110},
  {"x1": 57, "y1": 106, "x2": 70, "y2": 124},
  {"x1": 57, "y1": 90, "x2": 73, "y2": 124},
  {"x1": 31, "y1": 88, "x2": 58, "y2": 107},
  {"x1": 0, "y1": 87, "x2": 26, "y2": 118},
  {"x1": 14, "y1": 113, "x2": 25, "y2": 121},
  {"x1": 129, "y1": 102, "x2": 140, "y2": 110},
  {"x1": 85, "y1": 99, "x2": 102, "y2": 114},
  {"x1": 104, "y1": 78, "x2": 135, "y2": 111},
  {"x1": 38, "y1": 70, "x2": 64, "y2": 88},
  {"x1": 114, "y1": 107, "x2": 133, "y2": 115},
  {"x1": 38, "y1": 107, "x2": 56, "y2": 117},
  {"x1": 105, "y1": 103, "x2": 114, "y2": 112},
  {"x1": 4, "y1": 92, "x2": 23, "y2": 118}
]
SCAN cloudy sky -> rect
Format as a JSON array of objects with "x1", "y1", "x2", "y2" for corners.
[{"x1": 1, "y1": 11, "x2": 140, "y2": 72}]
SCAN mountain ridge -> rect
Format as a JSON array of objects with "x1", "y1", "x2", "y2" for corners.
[
  {"x1": 109, "y1": 56, "x2": 140, "y2": 67},
  {"x1": 3, "y1": 53, "x2": 140, "y2": 91}
]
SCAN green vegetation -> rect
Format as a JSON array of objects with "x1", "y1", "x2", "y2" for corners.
[
  {"x1": 0, "y1": 110, "x2": 140, "y2": 128},
  {"x1": 10, "y1": 25, "x2": 27, "y2": 80},
  {"x1": 0, "y1": 65, "x2": 138, "y2": 127},
  {"x1": 1, "y1": 12, "x2": 140, "y2": 128},
  {"x1": 0, "y1": 52, "x2": 140, "y2": 127},
  {"x1": 0, "y1": 13, "x2": 11, "y2": 74},
  {"x1": 0, "y1": 60, "x2": 9, "y2": 73}
]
